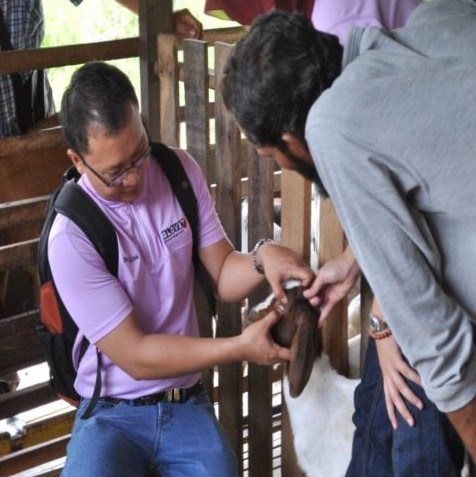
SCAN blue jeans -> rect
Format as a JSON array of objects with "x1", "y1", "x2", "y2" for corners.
[
  {"x1": 345, "y1": 338, "x2": 465, "y2": 477},
  {"x1": 61, "y1": 388, "x2": 237, "y2": 477}
]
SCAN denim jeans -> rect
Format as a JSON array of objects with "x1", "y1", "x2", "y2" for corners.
[
  {"x1": 61, "y1": 387, "x2": 238, "y2": 477},
  {"x1": 346, "y1": 338, "x2": 465, "y2": 477}
]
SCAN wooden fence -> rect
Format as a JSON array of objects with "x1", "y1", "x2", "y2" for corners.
[
  {"x1": 155, "y1": 34, "x2": 365, "y2": 477},
  {"x1": 0, "y1": 15, "x2": 364, "y2": 477}
]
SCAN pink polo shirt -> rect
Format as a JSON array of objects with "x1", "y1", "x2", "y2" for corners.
[
  {"x1": 311, "y1": 0, "x2": 422, "y2": 44},
  {"x1": 48, "y1": 148, "x2": 226, "y2": 399}
]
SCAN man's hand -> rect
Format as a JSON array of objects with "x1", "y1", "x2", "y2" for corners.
[
  {"x1": 173, "y1": 8, "x2": 202, "y2": 39},
  {"x1": 303, "y1": 245, "x2": 360, "y2": 325},
  {"x1": 238, "y1": 310, "x2": 291, "y2": 365},
  {"x1": 376, "y1": 335, "x2": 423, "y2": 429},
  {"x1": 257, "y1": 242, "x2": 315, "y2": 304}
]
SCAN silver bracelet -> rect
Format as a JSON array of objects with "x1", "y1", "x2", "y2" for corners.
[{"x1": 251, "y1": 238, "x2": 274, "y2": 275}]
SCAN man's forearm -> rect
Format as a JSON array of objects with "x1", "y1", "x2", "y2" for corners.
[{"x1": 447, "y1": 396, "x2": 476, "y2": 462}]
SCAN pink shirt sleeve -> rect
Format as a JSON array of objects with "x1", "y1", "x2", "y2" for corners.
[{"x1": 48, "y1": 218, "x2": 134, "y2": 345}]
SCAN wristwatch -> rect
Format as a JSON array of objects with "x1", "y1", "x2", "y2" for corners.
[{"x1": 369, "y1": 313, "x2": 392, "y2": 340}]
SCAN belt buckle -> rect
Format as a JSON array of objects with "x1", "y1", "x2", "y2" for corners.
[{"x1": 166, "y1": 388, "x2": 182, "y2": 403}]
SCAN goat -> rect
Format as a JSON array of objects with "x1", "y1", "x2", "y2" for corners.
[
  {"x1": 248, "y1": 279, "x2": 360, "y2": 477},
  {"x1": 248, "y1": 279, "x2": 322, "y2": 397}
]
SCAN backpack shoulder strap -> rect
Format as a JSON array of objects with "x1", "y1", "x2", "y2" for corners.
[
  {"x1": 150, "y1": 142, "x2": 215, "y2": 313},
  {"x1": 151, "y1": 142, "x2": 199, "y2": 263},
  {"x1": 54, "y1": 177, "x2": 118, "y2": 276}
]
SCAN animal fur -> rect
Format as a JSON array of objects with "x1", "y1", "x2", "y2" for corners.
[{"x1": 249, "y1": 280, "x2": 360, "y2": 476}]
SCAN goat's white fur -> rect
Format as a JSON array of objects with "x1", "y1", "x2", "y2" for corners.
[{"x1": 284, "y1": 334, "x2": 361, "y2": 477}]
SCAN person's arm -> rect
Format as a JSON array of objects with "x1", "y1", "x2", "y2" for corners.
[
  {"x1": 307, "y1": 121, "x2": 476, "y2": 442},
  {"x1": 49, "y1": 220, "x2": 291, "y2": 380},
  {"x1": 199, "y1": 237, "x2": 315, "y2": 303},
  {"x1": 96, "y1": 306, "x2": 290, "y2": 380},
  {"x1": 447, "y1": 399, "x2": 476, "y2": 462},
  {"x1": 113, "y1": 0, "x2": 202, "y2": 38}
]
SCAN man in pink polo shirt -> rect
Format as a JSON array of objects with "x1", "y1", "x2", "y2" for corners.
[{"x1": 51, "y1": 61, "x2": 314, "y2": 477}]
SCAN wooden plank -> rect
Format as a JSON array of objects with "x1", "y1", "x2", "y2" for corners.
[
  {"x1": 318, "y1": 199, "x2": 348, "y2": 375},
  {"x1": 246, "y1": 143, "x2": 275, "y2": 477},
  {"x1": 183, "y1": 40, "x2": 212, "y2": 182},
  {"x1": 280, "y1": 170, "x2": 310, "y2": 476},
  {"x1": 182, "y1": 38, "x2": 216, "y2": 397},
  {"x1": 203, "y1": 27, "x2": 246, "y2": 45},
  {"x1": 0, "y1": 239, "x2": 39, "y2": 270},
  {"x1": 0, "y1": 311, "x2": 43, "y2": 377},
  {"x1": 0, "y1": 383, "x2": 57, "y2": 421},
  {"x1": 0, "y1": 126, "x2": 64, "y2": 158},
  {"x1": 0, "y1": 197, "x2": 48, "y2": 232},
  {"x1": 21, "y1": 412, "x2": 75, "y2": 450},
  {"x1": 281, "y1": 171, "x2": 311, "y2": 262},
  {"x1": 0, "y1": 434, "x2": 10, "y2": 457},
  {"x1": 158, "y1": 33, "x2": 180, "y2": 146},
  {"x1": 0, "y1": 434, "x2": 70, "y2": 476},
  {"x1": 139, "y1": 0, "x2": 171, "y2": 142},
  {"x1": 0, "y1": 38, "x2": 139, "y2": 75},
  {"x1": 0, "y1": 149, "x2": 69, "y2": 203},
  {"x1": 214, "y1": 42, "x2": 243, "y2": 473}
]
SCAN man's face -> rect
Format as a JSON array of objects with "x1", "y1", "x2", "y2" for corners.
[
  {"x1": 68, "y1": 104, "x2": 149, "y2": 203},
  {"x1": 256, "y1": 137, "x2": 322, "y2": 187}
]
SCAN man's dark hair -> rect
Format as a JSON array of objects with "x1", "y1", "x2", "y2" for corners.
[
  {"x1": 222, "y1": 10, "x2": 343, "y2": 148},
  {"x1": 60, "y1": 62, "x2": 139, "y2": 155}
]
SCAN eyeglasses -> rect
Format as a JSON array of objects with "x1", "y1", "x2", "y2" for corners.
[{"x1": 81, "y1": 145, "x2": 151, "y2": 188}]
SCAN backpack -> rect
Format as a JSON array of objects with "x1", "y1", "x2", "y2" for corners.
[{"x1": 36, "y1": 142, "x2": 213, "y2": 419}]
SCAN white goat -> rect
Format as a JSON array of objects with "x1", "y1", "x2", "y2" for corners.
[
  {"x1": 249, "y1": 280, "x2": 361, "y2": 477},
  {"x1": 283, "y1": 335, "x2": 360, "y2": 477}
]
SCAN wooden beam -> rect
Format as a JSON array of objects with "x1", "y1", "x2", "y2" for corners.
[
  {"x1": 139, "y1": 0, "x2": 173, "y2": 141},
  {"x1": 0, "y1": 311, "x2": 43, "y2": 376},
  {"x1": 0, "y1": 39, "x2": 139, "y2": 75}
]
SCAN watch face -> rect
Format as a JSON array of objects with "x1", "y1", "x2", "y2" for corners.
[{"x1": 369, "y1": 314, "x2": 387, "y2": 332}]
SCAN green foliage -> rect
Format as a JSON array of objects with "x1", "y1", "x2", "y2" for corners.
[
  {"x1": 42, "y1": 0, "x2": 236, "y2": 108},
  {"x1": 43, "y1": 0, "x2": 139, "y2": 106}
]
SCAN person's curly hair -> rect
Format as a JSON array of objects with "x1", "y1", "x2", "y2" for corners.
[{"x1": 223, "y1": 10, "x2": 342, "y2": 147}]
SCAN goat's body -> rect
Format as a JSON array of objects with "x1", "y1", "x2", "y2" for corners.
[{"x1": 284, "y1": 339, "x2": 360, "y2": 477}]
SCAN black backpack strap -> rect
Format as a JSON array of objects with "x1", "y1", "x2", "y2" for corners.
[
  {"x1": 53, "y1": 171, "x2": 117, "y2": 419},
  {"x1": 54, "y1": 179, "x2": 118, "y2": 276},
  {"x1": 150, "y1": 143, "x2": 216, "y2": 314}
]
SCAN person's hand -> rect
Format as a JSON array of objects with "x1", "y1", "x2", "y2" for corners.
[
  {"x1": 376, "y1": 335, "x2": 424, "y2": 429},
  {"x1": 303, "y1": 246, "x2": 360, "y2": 325},
  {"x1": 173, "y1": 9, "x2": 202, "y2": 39},
  {"x1": 257, "y1": 243, "x2": 315, "y2": 303},
  {"x1": 238, "y1": 310, "x2": 291, "y2": 365}
]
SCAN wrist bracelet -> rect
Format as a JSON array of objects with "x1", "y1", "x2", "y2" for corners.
[
  {"x1": 369, "y1": 328, "x2": 393, "y2": 340},
  {"x1": 251, "y1": 238, "x2": 274, "y2": 275}
]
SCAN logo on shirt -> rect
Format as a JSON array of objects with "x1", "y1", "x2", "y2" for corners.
[
  {"x1": 123, "y1": 254, "x2": 139, "y2": 263},
  {"x1": 161, "y1": 217, "x2": 188, "y2": 243}
]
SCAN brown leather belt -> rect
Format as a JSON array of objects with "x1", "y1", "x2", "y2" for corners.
[{"x1": 101, "y1": 381, "x2": 203, "y2": 406}]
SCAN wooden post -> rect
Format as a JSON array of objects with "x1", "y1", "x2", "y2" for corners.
[
  {"x1": 183, "y1": 40, "x2": 212, "y2": 182},
  {"x1": 280, "y1": 170, "x2": 311, "y2": 477},
  {"x1": 318, "y1": 199, "x2": 349, "y2": 376},
  {"x1": 246, "y1": 142, "x2": 275, "y2": 477},
  {"x1": 214, "y1": 42, "x2": 244, "y2": 474},
  {"x1": 157, "y1": 33, "x2": 179, "y2": 146},
  {"x1": 139, "y1": 0, "x2": 173, "y2": 141}
]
